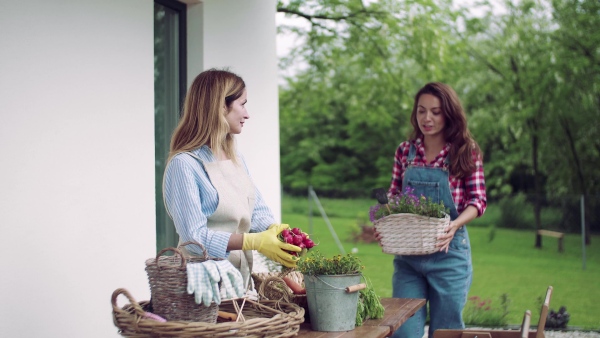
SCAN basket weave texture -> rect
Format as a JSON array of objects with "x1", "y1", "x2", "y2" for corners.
[
  {"x1": 373, "y1": 213, "x2": 450, "y2": 255},
  {"x1": 252, "y1": 271, "x2": 307, "y2": 312},
  {"x1": 111, "y1": 288, "x2": 305, "y2": 338},
  {"x1": 145, "y1": 241, "x2": 220, "y2": 322}
]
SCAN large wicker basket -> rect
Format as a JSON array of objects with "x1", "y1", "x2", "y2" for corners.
[
  {"x1": 373, "y1": 213, "x2": 450, "y2": 255},
  {"x1": 111, "y1": 288, "x2": 305, "y2": 338},
  {"x1": 145, "y1": 241, "x2": 220, "y2": 322},
  {"x1": 252, "y1": 271, "x2": 308, "y2": 313}
]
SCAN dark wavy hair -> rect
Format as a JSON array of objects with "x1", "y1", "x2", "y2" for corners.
[{"x1": 409, "y1": 82, "x2": 482, "y2": 179}]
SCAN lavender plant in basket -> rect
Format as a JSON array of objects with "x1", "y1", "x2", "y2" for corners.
[{"x1": 370, "y1": 187, "x2": 450, "y2": 255}]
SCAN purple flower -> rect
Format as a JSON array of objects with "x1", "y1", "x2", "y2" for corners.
[{"x1": 369, "y1": 204, "x2": 381, "y2": 222}]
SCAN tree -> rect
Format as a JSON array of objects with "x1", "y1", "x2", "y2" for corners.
[{"x1": 277, "y1": 0, "x2": 469, "y2": 195}]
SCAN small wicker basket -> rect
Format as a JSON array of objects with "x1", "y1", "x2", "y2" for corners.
[
  {"x1": 373, "y1": 213, "x2": 450, "y2": 255},
  {"x1": 252, "y1": 271, "x2": 308, "y2": 313},
  {"x1": 111, "y1": 288, "x2": 305, "y2": 338},
  {"x1": 145, "y1": 241, "x2": 220, "y2": 322}
]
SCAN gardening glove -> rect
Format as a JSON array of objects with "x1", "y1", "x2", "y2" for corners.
[
  {"x1": 242, "y1": 223, "x2": 301, "y2": 268},
  {"x1": 186, "y1": 261, "x2": 221, "y2": 306},
  {"x1": 202, "y1": 260, "x2": 223, "y2": 305},
  {"x1": 214, "y1": 260, "x2": 245, "y2": 300}
]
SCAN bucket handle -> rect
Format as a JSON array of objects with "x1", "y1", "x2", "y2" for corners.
[{"x1": 312, "y1": 275, "x2": 367, "y2": 293}]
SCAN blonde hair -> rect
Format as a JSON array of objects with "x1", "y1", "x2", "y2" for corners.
[{"x1": 168, "y1": 68, "x2": 246, "y2": 162}]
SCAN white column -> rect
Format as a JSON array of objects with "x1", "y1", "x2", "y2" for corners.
[{"x1": 192, "y1": 0, "x2": 282, "y2": 222}]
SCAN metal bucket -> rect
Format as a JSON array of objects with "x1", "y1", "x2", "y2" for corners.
[{"x1": 304, "y1": 274, "x2": 361, "y2": 332}]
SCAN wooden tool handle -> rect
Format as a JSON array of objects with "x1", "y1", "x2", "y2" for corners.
[
  {"x1": 218, "y1": 311, "x2": 238, "y2": 321},
  {"x1": 345, "y1": 283, "x2": 366, "y2": 293}
]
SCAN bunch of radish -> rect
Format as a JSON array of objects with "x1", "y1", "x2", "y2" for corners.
[{"x1": 279, "y1": 227, "x2": 316, "y2": 257}]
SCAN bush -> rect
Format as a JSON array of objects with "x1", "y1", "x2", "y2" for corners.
[
  {"x1": 463, "y1": 294, "x2": 511, "y2": 327},
  {"x1": 498, "y1": 194, "x2": 534, "y2": 230},
  {"x1": 546, "y1": 306, "x2": 570, "y2": 329}
]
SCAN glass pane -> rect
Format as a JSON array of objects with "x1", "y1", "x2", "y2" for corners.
[{"x1": 154, "y1": 2, "x2": 181, "y2": 252}]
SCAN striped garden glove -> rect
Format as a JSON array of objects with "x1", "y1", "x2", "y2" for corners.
[
  {"x1": 214, "y1": 260, "x2": 245, "y2": 300},
  {"x1": 186, "y1": 261, "x2": 221, "y2": 306}
]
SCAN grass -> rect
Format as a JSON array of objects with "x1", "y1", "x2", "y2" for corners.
[{"x1": 281, "y1": 194, "x2": 600, "y2": 330}]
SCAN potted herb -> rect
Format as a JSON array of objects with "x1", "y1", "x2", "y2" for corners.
[
  {"x1": 296, "y1": 251, "x2": 365, "y2": 332},
  {"x1": 370, "y1": 187, "x2": 450, "y2": 255}
]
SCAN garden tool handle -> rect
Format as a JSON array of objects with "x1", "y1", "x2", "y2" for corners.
[{"x1": 345, "y1": 283, "x2": 366, "y2": 293}]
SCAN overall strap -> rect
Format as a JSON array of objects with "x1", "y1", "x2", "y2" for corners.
[{"x1": 408, "y1": 142, "x2": 417, "y2": 163}]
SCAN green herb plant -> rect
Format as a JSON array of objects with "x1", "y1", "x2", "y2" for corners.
[
  {"x1": 356, "y1": 277, "x2": 385, "y2": 326},
  {"x1": 296, "y1": 250, "x2": 364, "y2": 276}
]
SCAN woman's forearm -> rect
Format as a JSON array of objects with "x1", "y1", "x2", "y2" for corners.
[
  {"x1": 452, "y1": 205, "x2": 479, "y2": 230},
  {"x1": 227, "y1": 233, "x2": 244, "y2": 251}
]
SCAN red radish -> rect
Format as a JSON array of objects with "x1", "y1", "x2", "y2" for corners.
[
  {"x1": 278, "y1": 226, "x2": 317, "y2": 257},
  {"x1": 292, "y1": 236, "x2": 303, "y2": 246},
  {"x1": 304, "y1": 239, "x2": 315, "y2": 248}
]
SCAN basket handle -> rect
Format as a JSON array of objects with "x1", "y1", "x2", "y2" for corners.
[
  {"x1": 154, "y1": 246, "x2": 187, "y2": 269},
  {"x1": 177, "y1": 240, "x2": 210, "y2": 260},
  {"x1": 154, "y1": 241, "x2": 211, "y2": 269},
  {"x1": 111, "y1": 288, "x2": 146, "y2": 317}
]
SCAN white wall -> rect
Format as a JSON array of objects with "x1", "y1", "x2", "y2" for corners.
[
  {"x1": 0, "y1": 0, "x2": 155, "y2": 337},
  {"x1": 192, "y1": 0, "x2": 282, "y2": 222},
  {"x1": 0, "y1": 0, "x2": 281, "y2": 337}
]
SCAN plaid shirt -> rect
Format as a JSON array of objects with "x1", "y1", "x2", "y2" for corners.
[{"x1": 388, "y1": 137, "x2": 487, "y2": 216}]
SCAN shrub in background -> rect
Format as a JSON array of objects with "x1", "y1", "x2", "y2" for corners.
[
  {"x1": 498, "y1": 194, "x2": 533, "y2": 230},
  {"x1": 463, "y1": 294, "x2": 510, "y2": 327},
  {"x1": 546, "y1": 306, "x2": 570, "y2": 329}
]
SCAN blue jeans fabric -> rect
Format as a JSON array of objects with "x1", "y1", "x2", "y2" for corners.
[{"x1": 391, "y1": 144, "x2": 473, "y2": 338}]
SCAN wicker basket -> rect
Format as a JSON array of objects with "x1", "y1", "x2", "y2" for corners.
[
  {"x1": 145, "y1": 241, "x2": 220, "y2": 322},
  {"x1": 373, "y1": 213, "x2": 450, "y2": 255},
  {"x1": 111, "y1": 288, "x2": 305, "y2": 338},
  {"x1": 252, "y1": 271, "x2": 308, "y2": 313}
]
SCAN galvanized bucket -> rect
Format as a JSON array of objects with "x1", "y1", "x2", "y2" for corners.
[{"x1": 304, "y1": 274, "x2": 362, "y2": 332}]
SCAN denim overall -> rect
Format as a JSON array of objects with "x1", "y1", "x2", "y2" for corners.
[{"x1": 391, "y1": 144, "x2": 472, "y2": 338}]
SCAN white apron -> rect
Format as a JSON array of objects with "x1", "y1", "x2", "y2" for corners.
[{"x1": 178, "y1": 152, "x2": 256, "y2": 290}]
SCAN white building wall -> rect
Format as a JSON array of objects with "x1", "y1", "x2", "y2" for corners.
[{"x1": 0, "y1": 0, "x2": 280, "y2": 337}]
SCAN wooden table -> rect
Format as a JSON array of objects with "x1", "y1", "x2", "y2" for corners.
[{"x1": 296, "y1": 298, "x2": 426, "y2": 338}]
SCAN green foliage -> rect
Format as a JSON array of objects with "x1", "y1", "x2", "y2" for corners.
[
  {"x1": 278, "y1": 0, "x2": 465, "y2": 194},
  {"x1": 296, "y1": 250, "x2": 364, "y2": 276},
  {"x1": 498, "y1": 193, "x2": 534, "y2": 230},
  {"x1": 463, "y1": 294, "x2": 511, "y2": 327},
  {"x1": 488, "y1": 224, "x2": 496, "y2": 243},
  {"x1": 277, "y1": 0, "x2": 600, "y2": 236},
  {"x1": 356, "y1": 278, "x2": 385, "y2": 326},
  {"x1": 370, "y1": 187, "x2": 449, "y2": 221}
]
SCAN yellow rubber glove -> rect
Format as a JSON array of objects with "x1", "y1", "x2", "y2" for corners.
[{"x1": 242, "y1": 223, "x2": 301, "y2": 268}]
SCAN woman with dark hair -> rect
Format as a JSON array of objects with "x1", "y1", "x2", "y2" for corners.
[
  {"x1": 163, "y1": 69, "x2": 300, "y2": 291},
  {"x1": 382, "y1": 82, "x2": 487, "y2": 338}
]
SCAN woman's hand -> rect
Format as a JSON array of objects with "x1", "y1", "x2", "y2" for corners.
[
  {"x1": 436, "y1": 221, "x2": 458, "y2": 253},
  {"x1": 242, "y1": 224, "x2": 301, "y2": 268},
  {"x1": 374, "y1": 227, "x2": 383, "y2": 247}
]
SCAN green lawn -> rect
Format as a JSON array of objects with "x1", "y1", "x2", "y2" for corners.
[{"x1": 281, "y1": 194, "x2": 600, "y2": 330}]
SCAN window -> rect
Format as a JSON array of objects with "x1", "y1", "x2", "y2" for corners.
[{"x1": 154, "y1": 0, "x2": 186, "y2": 252}]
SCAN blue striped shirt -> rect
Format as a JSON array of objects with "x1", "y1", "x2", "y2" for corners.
[{"x1": 163, "y1": 145, "x2": 275, "y2": 258}]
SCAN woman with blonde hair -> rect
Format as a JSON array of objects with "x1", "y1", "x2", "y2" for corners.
[{"x1": 163, "y1": 69, "x2": 300, "y2": 291}]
